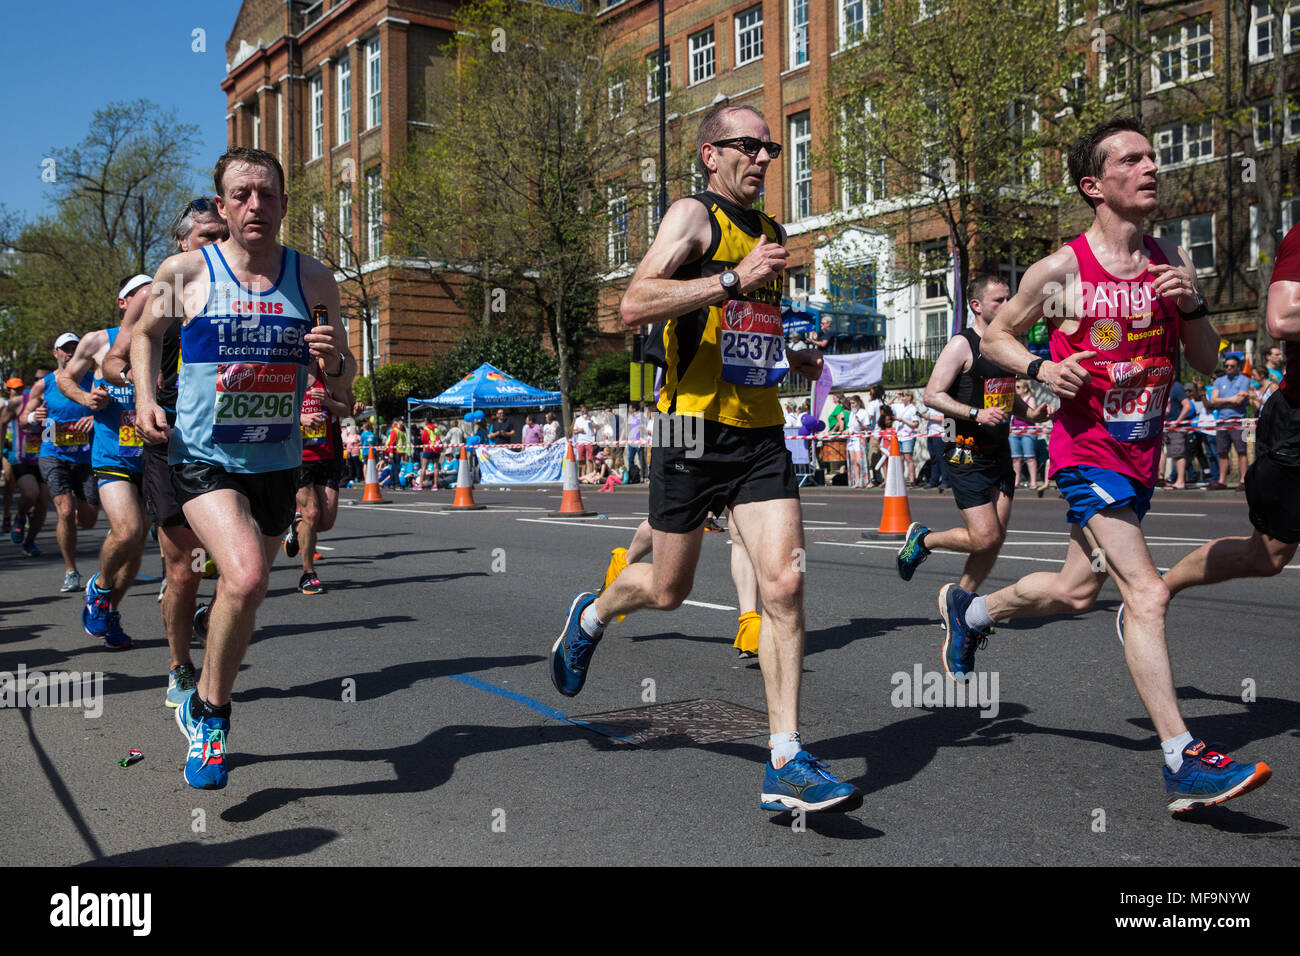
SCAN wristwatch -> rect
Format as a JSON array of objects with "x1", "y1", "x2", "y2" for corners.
[
  {"x1": 968, "y1": 406, "x2": 979, "y2": 421},
  {"x1": 1027, "y1": 358, "x2": 1045, "y2": 381},
  {"x1": 1178, "y1": 289, "x2": 1208, "y2": 320},
  {"x1": 719, "y1": 269, "x2": 740, "y2": 300}
]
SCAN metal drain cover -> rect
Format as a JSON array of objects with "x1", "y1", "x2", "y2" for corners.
[{"x1": 569, "y1": 698, "x2": 769, "y2": 749}]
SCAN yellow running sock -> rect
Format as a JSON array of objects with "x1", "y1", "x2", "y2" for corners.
[
  {"x1": 733, "y1": 611, "x2": 760, "y2": 656},
  {"x1": 602, "y1": 548, "x2": 629, "y2": 623}
]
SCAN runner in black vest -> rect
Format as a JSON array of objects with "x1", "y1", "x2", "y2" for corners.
[{"x1": 896, "y1": 274, "x2": 1049, "y2": 591}]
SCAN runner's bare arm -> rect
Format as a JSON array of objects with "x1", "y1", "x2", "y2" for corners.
[
  {"x1": 619, "y1": 199, "x2": 716, "y2": 326},
  {"x1": 132, "y1": 254, "x2": 198, "y2": 442},
  {"x1": 1151, "y1": 240, "x2": 1218, "y2": 374},
  {"x1": 1266, "y1": 279, "x2": 1300, "y2": 342},
  {"x1": 921, "y1": 335, "x2": 982, "y2": 422},
  {"x1": 56, "y1": 331, "x2": 110, "y2": 410},
  {"x1": 20, "y1": 378, "x2": 46, "y2": 425},
  {"x1": 983, "y1": 251, "x2": 1095, "y2": 400},
  {"x1": 319, "y1": 389, "x2": 350, "y2": 418},
  {"x1": 102, "y1": 290, "x2": 148, "y2": 386},
  {"x1": 300, "y1": 256, "x2": 353, "y2": 389}
]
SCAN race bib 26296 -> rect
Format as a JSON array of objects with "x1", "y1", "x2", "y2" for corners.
[{"x1": 212, "y1": 363, "x2": 298, "y2": 445}]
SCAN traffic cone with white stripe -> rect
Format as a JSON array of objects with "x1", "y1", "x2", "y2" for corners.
[
  {"x1": 862, "y1": 428, "x2": 912, "y2": 540},
  {"x1": 546, "y1": 439, "x2": 595, "y2": 518},
  {"x1": 444, "y1": 444, "x2": 485, "y2": 510},
  {"x1": 361, "y1": 446, "x2": 389, "y2": 503}
]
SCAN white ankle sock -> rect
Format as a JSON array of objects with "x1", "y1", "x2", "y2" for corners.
[
  {"x1": 1162, "y1": 732, "x2": 1194, "y2": 772},
  {"x1": 769, "y1": 731, "x2": 801, "y2": 769},
  {"x1": 579, "y1": 603, "x2": 606, "y2": 638},
  {"x1": 966, "y1": 595, "x2": 995, "y2": 631}
]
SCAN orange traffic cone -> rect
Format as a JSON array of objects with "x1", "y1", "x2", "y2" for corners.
[
  {"x1": 444, "y1": 444, "x2": 485, "y2": 510},
  {"x1": 361, "y1": 446, "x2": 389, "y2": 503},
  {"x1": 863, "y1": 429, "x2": 912, "y2": 539},
  {"x1": 546, "y1": 439, "x2": 595, "y2": 517}
]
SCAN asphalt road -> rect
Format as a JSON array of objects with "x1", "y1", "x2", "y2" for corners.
[{"x1": 1, "y1": 482, "x2": 1296, "y2": 867}]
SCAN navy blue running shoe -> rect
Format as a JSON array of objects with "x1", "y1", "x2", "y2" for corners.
[
  {"x1": 102, "y1": 610, "x2": 132, "y2": 650},
  {"x1": 82, "y1": 572, "x2": 111, "y2": 638},
  {"x1": 1164, "y1": 740, "x2": 1272, "y2": 814},
  {"x1": 175, "y1": 690, "x2": 229, "y2": 790},
  {"x1": 760, "y1": 751, "x2": 863, "y2": 813},
  {"x1": 193, "y1": 603, "x2": 210, "y2": 643},
  {"x1": 10, "y1": 513, "x2": 24, "y2": 545},
  {"x1": 939, "y1": 583, "x2": 988, "y2": 682},
  {"x1": 550, "y1": 592, "x2": 600, "y2": 697},
  {"x1": 896, "y1": 522, "x2": 932, "y2": 582}
]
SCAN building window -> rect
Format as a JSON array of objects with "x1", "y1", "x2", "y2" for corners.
[
  {"x1": 646, "y1": 49, "x2": 670, "y2": 101},
  {"x1": 1007, "y1": 101, "x2": 1039, "y2": 185},
  {"x1": 1249, "y1": 198, "x2": 1300, "y2": 267},
  {"x1": 918, "y1": 0, "x2": 948, "y2": 20},
  {"x1": 608, "y1": 195, "x2": 628, "y2": 266},
  {"x1": 310, "y1": 75, "x2": 324, "y2": 160},
  {"x1": 647, "y1": 194, "x2": 662, "y2": 244},
  {"x1": 689, "y1": 27, "x2": 715, "y2": 84},
  {"x1": 1100, "y1": 42, "x2": 1129, "y2": 102},
  {"x1": 608, "y1": 79, "x2": 627, "y2": 116},
  {"x1": 1058, "y1": 0, "x2": 1085, "y2": 27},
  {"x1": 365, "y1": 168, "x2": 382, "y2": 260},
  {"x1": 829, "y1": 266, "x2": 876, "y2": 310},
  {"x1": 790, "y1": 0, "x2": 809, "y2": 68},
  {"x1": 310, "y1": 201, "x2": 325, "y2": 258},
  {"x1": 362, "y1": 307, "x2": 379, "y2": 375},
  {"x1": 338, "y1": 58, "x2": 351, "y2": 145},
  {"x1": 1155, "y1": 120, "x2": 1213, "y2": 167},
  {"x1": 842, "y1": 157, "x2": 886, "y2": 208},
  {"x1": 1151, "y1": 19, "x2": 1213, "y2": 90},
  {"x1": 788, "y1": 267, "x2": 811, "y2": 305},
  {"x1": 338, "y1": 185, "x2": 353, "y2": 268},
  {"x1": 840, "y1": 0, "x2": 879, "y2": 47},
  {"x1": 1259, "y1": 97, "x2": 1300, "y2": 145},
  {"x1": 736, "y1": 7, "x2": 763, "y2": 67},
  {"x1": 1249, "y1": 2, "x2": 1300, "y2": 60},
  {"x1": 366, "y1": 36, "x2": 381, "y2": 130},
  {"x1": 790, "y1": 112, "x2": 812, "y2": 220},
  {"x1": 250, "y1": 102, "x2": 261, "y2": 150},
  {"x1": 1154, "y1": 214, "x2": 1215, "y2": 274}
]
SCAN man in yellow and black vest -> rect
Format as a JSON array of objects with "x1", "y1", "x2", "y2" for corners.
[{"x1": 550, "y1": 104, "x2": 861, "y2": 815}]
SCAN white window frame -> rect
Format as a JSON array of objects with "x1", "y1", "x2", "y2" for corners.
[
  {"x1": 310, "y1": 74, "x2": 324, "y2": 160},
  {"x1": 365, "y1": 168, "x2": 382, "y2": 261},
  {"x1": 1253, "y1": 99, "x2": 1275, "y2": 150},
  {"x1": 1150, "y1": 18, "x2": 1213, "y2": 92},
  {"x1": 1100, "y1": 42, "x2": 1129, "y2": 103},
  {"x1": 1058, "y1": 0, "x2": 1085, "y2": 29},
  {"x1": 1007, "y1": 101, "x2": 1040, "y2": 185},
  {"x1": 250, "y1": 102, "x2": 261, "y2": 150},
  {"x1": 647, "y1": 193, "x2": 662, "y2": 244},
  {"x1": 646, "y1": 49, "x2": 670, "y2": 101},
  {"x1": 608, "y1": 194, "x2": 628, "y2": 267},
  {"x1": 918, "y1": 0, "x2": 948, "y2": 21},
  {"x1": 608, "y1": 78, "x2": 628, "y2": 116},
  {"x1": 735, "y1": 6, "x2": 764, "y2": 67},
  {"x1": 310, "y1": 201, "x2": 324, "y2": 258},
  {"x1": 366, "y1": 36, "x2": 382, "y2": 130},
  {"x1": 338, "y1": 184, "x2": 353, "y2": 268},
  {"x1": 1155, "y1": 121, "x2": 1214, "y2": 169},
  {"x1": 1154, "y1": 214, "x2": 1216, "y2": 275},
  {"x1": 1249, "y1": 199, "x2": 1300, "y2": 268},
  {"x1": 790, "y1": 0, "x2": 809, "y2": 68},
  {"x1": 790, "y1": 112, "x2": 812, "y2": 221},
  {"x1": 689, "y1": 27, "x2": 716, "y2": 85},
  {"x1": 337, "y1": 57, "x2": 352, "y2": 145}
]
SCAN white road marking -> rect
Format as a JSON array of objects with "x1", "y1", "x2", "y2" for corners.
[
  {"x1": 516, "y1": 518, "x2": 641, "y2": 530},
  {"x1": 1146, "y1": 512, "x2": 1207, "y2": 517},
  {"x1": 683, "y1": 599, "x2": 736, "y2": 611}
]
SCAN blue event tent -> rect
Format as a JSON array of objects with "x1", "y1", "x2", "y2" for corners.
[{"x1": 406, "y1": 363, "x2": 562, "y2": 412}]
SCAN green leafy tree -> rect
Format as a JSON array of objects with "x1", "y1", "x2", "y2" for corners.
[
  {"x1": 0, "y1": 100, "x2": 201, "y2": 369},
  {"x1": 824, "y1": 0, "x2": 1111, "y2": 316}
]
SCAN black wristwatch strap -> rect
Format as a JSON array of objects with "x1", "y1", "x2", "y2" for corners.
[{"x1": 1027, "y1": 358, "x2": 1045, "y2": 381}]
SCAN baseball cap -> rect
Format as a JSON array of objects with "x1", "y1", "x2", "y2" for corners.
[
  {"x1": 117, "y1": 274, "x2": 153, "y2": 299},
  {"x1": 5, "y1": 377, "x2": 23, "y2": 389},
  {"x1": 53, "y1": 333, "x2": 80, "y2": 351}
]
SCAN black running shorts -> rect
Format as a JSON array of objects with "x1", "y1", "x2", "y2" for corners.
[
  {"x1": 143, "y1": 440, "x2": 187, "y2": 528},
  {"x1": 948, "y1": 454, "x2": 1015, "y2": 511},
  {"x1": 38, "y1": 458, "x2": 99, "y2": 507},
  {"x1": 1246, "y1": 392, "x2": 1300, "y2": 543},
  {"x1": 170, "y1": 461, "x2": 299, "y2": 538},
  {"x1": 649, "y1": 419, "x2": 797, "y2": 534},
  {"x1": 298, "y1": 457, "x2": 343, "y2": 490}
]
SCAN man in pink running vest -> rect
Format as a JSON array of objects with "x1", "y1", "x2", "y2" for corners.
[{"x1": 935, "y1": 117, "x2": 1272, "y2": 815}]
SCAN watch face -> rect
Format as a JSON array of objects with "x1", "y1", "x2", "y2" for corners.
[{"x1": 721, "y1": 270, "x2": 738, "y2": 288}]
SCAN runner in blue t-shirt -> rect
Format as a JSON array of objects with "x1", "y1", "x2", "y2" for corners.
[{"x1": 1209, "y1": 356, "x2": 1251, "y2": 488}]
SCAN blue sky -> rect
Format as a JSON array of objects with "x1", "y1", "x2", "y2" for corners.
[{"x1": 0, "y1": 1, "x2": 243, "y2": 223}]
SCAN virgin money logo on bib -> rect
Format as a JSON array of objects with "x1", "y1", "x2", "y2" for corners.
[{"x1": 220, "y1": 364, "x2": 257, "y2": 392}]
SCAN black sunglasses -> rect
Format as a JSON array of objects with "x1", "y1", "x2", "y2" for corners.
[
  {"x1": 187, "y1": 197, "x2": 214, "y2": 213},
  {"x1": 712, "y1": 136, "x2": 782, "y2": 159}
]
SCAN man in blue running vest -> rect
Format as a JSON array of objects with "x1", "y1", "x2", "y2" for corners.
[
  {"x1": 57, "y1": 276, "x2": 153, "y2": 649},
  {"x1": 133, "y1": 147, "x2": 353, "y2": 790}
]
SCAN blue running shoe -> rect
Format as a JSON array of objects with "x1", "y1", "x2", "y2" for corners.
[
  {"x1": 1163, "y1": 740, "x2": 1272, "y2": 814},
  {"x1": 22, "y1": 540, "x2": 40, "y2": 558},
  {"x1": 102, "y1": 610, "x2": 132, "y2": 650},
  {"x1": 939, "y1": 583, "x2": 988, "y2": 682},
  {"x1": 550, "y1": 592, "x2": 600, "y2": 697},
  {"x1": 165, "y1": 664, "x2": 196, "y2": 709},
  {"x1": 10, "y1": 513, "x2": 24, "y2": 545},
  {"x1": 760, "y1": 751, "x2": 863, "y2": 813},
  {"x1": 175, "y1": 691, "x2": 229, "y2": 790},
  {"x1": 82, "y1": 572, "x2": 112, "y2": 638},
  {"x1": 896, "y1": 522, "x2": 932, "y2": 582}
]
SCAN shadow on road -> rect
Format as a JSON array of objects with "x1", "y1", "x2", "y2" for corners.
[
  {"x1": 237, "y1": 653, "x2": 544, "y2": 703},
  {"x1": 75, "y1": 827, "x2": 339, "y2": 866}
]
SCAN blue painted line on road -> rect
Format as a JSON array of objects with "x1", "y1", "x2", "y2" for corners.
[
  {"x1": 449, "y1": 673, "x2": 634, "y2": 743},
  {"x1": 135, "y1": 573, "x2": 162, "y2": 581}
]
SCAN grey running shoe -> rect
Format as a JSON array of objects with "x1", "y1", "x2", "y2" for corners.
[
  {"x1": 61, "y1": 570, "x2": 82, "y2": 593},
  {"x1": 166, "y1": 664, "x2": 197, "y2": 708}
]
